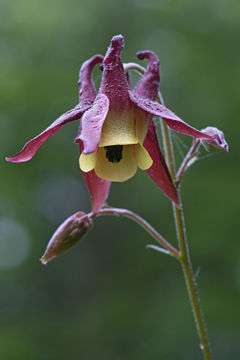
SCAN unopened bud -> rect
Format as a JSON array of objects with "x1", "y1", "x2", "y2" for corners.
[
  {"x1": 201, "y1": 127, "x2": 229, "y2": 152},
  {"x1": 40, "y1": 212, "x2": 93, "y2": 264}
]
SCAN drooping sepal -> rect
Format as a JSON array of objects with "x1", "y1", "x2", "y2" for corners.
[
  {"x1": 40, "y1": 212, "x2": 93, "y2": 264},
  {"x1": 83, "y1": 170, "x2": 111, "y2": 213},
  {"x1": 144, "y1": 121, "x2": 179, "y2": 204},
  {"x1": 6, "y1": 103, "x2": 91, "y2": 163},
  {"x1": 129, "y1": 93, "x2": 215, "y2": 140},
  {"x1": 6, "y1": 54, "x2": 104, "y2": 163}
]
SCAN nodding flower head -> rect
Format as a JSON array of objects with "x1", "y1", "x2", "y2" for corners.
[{"x1": 6, "y1": 35, "x2": 215, "y2": 208}]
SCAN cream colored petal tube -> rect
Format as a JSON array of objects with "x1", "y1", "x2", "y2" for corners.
[{"x1": 99, "y1": 109, "x2": 138, "y2": 147}]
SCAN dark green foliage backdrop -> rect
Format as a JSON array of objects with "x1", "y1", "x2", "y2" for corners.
[{"x1": 1, "y1": 0, "x2": 239, "y2": 359}]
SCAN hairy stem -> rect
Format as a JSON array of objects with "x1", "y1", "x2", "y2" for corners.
[
  {"x1": 124, "y1": 61, "x2": 213, "y2": 359},
  {"x1": 158, "y1": 96, "x2": 213, "y2": 360}
]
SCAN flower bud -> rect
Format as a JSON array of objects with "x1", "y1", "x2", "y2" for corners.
[
  {"x1": 40, "y1": 212, "x2": 93, "y2": 264},
  {"x1": 200, "y1": 127, "x2": 229, "y2": 152}
]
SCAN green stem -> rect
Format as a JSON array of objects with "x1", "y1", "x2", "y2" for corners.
[
  {"x1": 91, "y1": 207, "x2": 180, "y2": 258},
  {"x1": 158, "y1": 96, "x2": 213, "y2": 360},
  {"x1": 173, "y1": 198, "x2": 212, "y2": 359},
  {"x1": 124, "y1": 61, "x2": 213, "y2": 359}
]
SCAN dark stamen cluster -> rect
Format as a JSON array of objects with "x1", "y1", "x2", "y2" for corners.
[{"x1": 104, "y1": 145, "x2": 123, "y2": 163}]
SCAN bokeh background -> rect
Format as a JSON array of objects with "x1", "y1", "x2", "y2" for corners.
[{"x1": 1, "y1": 0, "x2": 239, "y2": 359}]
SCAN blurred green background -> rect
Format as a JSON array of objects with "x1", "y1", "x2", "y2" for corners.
[{"x1": 0, "y1": 0, "x2": 239, "y2": 359}]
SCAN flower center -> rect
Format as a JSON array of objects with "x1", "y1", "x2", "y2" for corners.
[{"x1": 104, "y1": 145, "x2": 123, "y2": 163}]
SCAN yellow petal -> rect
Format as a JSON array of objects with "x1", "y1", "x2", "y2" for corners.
[
  {"x1": 79, "y1": 152, "x2": 97, "y2": 172},
  {"x1": 99, "y1": 108, "x2": 138, "y2": 147},
  {"x1": 95, "y1": 145, "x2": 137, "y2": 182},
  {"x1": 135, "y1": 143, "x2": 153, "y2": 170}
]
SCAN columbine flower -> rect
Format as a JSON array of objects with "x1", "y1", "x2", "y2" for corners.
[{"x1": 6, "y1": 35, "x2": 214, "y2": 208}]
